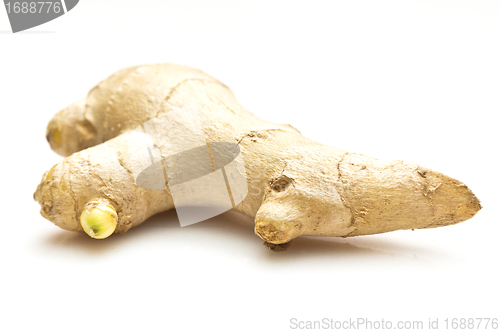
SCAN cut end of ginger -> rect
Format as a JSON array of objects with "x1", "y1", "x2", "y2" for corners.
[{"x1": 80, "y1": 202, "x2": 118, "y2": 239}]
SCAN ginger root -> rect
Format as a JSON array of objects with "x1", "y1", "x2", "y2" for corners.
[{"x1": 35, "y1": 64, "x2": 481, "y2": 246}]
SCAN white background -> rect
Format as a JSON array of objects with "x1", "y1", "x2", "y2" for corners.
[{"x1": 1, "y1": 1, "x2": 498, "y2": 332}]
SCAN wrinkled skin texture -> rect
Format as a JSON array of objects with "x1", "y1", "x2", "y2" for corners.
[{"x1": 35, "y1": 64, "x2": 482, "y2": 245}]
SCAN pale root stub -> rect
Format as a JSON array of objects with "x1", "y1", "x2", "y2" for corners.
[{"x1": 35, "y1": 64, "x2": 482, "y2": 245}]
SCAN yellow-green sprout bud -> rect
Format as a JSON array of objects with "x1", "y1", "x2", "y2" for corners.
[{"x1": 80, "y1": 202, "x2": 117, "y2": 239}]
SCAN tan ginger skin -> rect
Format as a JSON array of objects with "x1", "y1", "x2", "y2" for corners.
[{"x1": 34, "y1": 64, "x2": 481, "y2": 247}]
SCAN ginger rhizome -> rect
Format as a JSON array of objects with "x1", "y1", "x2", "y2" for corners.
[{"x1": 35, "y1": 64, "x2": 481, "y2": 246}]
